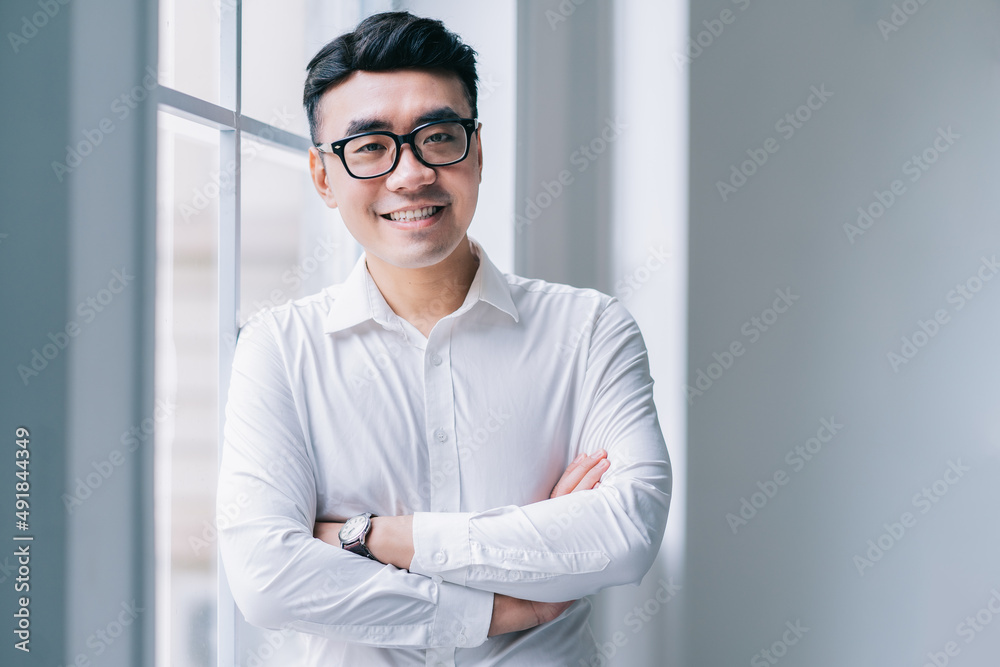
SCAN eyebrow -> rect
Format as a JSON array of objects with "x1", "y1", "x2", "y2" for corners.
[{"x1": 342, "y1": 107, "x2": 466, "y2": 137}]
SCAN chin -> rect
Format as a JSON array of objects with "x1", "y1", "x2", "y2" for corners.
[
  {"x1": 369, "y1": 243, "x2": 446, "y2": 270},
  {"x1": 377, "y1": 231, "x2": 467, "y2": 269}
]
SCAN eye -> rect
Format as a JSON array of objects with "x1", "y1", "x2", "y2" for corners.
[
  {"x1": 422, "y1": 132, "x2": 455, "y2": 145},
  {"x1": 353, "y1": 142, "x2": 387, "y2": 154}
]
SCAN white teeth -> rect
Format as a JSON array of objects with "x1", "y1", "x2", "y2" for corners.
[{"x1": 388, "y1": 206, "x2": 439, "y2": 221}]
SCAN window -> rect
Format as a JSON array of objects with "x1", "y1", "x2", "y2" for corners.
[
  {"x1": 155, "y1": 2, "x2": 516, "y2": 664},
  {"x1": 156, "y1": 2, "x2": 347, "y2": 665}
]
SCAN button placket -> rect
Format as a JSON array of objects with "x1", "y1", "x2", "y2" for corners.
[{"x1": 423, "y1": 322, "x2": 461, "y2": 515}]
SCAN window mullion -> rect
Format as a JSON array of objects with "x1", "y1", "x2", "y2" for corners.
[
  {"x1": 217, "y1": 1, "x2": 242, "y2": 667},
  {"x1": 240, "y1": 114, "x2": 313, "y2": 153},
  {"x1": 156, "y1": 86, "x2": 238, "y2": 130}
]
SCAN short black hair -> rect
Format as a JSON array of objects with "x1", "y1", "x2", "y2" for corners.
[{"x1": 303, "y1": 11, "x2": 479, "y2": 143}]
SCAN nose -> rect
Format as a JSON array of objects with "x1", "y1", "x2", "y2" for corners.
[{"x1": 385, "y1": 144, "x2": 436, "y2": 190}]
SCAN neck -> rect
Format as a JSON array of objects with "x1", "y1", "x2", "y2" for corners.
[{"x1": 365, "y1": 237, "x2": 480, "y2": 337}]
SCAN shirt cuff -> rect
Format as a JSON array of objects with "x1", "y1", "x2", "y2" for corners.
[
  {"x1": 431, "y1": 580, "x2": 493, "y2": 648},
  {"x1": 410, "y1": 511, "x2": 474, "y2": 584}
]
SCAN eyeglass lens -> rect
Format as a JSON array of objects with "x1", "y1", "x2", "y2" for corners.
[{"x1": 343, "y1": 121, "x2": 468, "y2": 177}]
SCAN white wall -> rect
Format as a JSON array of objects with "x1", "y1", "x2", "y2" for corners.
[
  {"x1": 407, "y1": 0, "x2": 518, "y2": 273},
  {"x1": 607, "y1": 1, "x2": 689, "y2": 665},
  {"x1": 66, "y1": 0, "x2": 158, "y2": 662},
  {"x1": 514, "y1": 1, "x2": 688, "y2": 665},
  {"x1": 687, "y1": 1, "x2": 1000, "y2": 664}
]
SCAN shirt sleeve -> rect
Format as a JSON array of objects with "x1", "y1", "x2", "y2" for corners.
[
  {"x1": 408, "y1": 299, "x2": 671, "y2": 603},
  {"x1": 217, "y1": 311, "x2": 493, "y2": 648}
]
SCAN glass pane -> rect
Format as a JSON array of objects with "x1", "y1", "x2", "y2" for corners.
[
  {"x1": 239, "y1": 136, "x2": 357, "y2": 329},
  {"x1": 241, "y1": 0, "x2": 374, "y2": 137},
  {"x1": 156, "y1": 111, "x2": 220, "y2": 667},
  {"x1": 241, "y1": 0, "x2": 311, "y2": 136},
  {"x1": 159, "y1": 0, "x2": 221, "y2": 104}
]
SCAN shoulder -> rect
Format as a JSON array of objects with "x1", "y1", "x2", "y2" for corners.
[
  {"x1": 503, "y1": 272, "x2": 632, "y2": 325},
  {"x1": 239, "y1": 286, "x2": 339, "y2": 346},
  {"x1": 267, "y1": 287, "x2": 338, "y2": 323},
  {"x1": 505, "y1": 272, "x2": 612, "y2": 307}
]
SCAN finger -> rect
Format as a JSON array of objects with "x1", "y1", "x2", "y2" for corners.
[
  {"x1": 550, "y1": 451, "x2": 606, "y2": 498},
  {"x1": 573, "y1": 458, "x2": 610, "y2": 493},
  {"x1": 549, "y1": 453, "x2": 588, "y2": 498},
  {"x1": 551, "y1": 454, "x2": 606, "y2": 498}
]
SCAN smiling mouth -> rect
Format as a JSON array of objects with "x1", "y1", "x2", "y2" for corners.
[{"x1": 382, "y1": 206, "x2": 443, "y2": 222}]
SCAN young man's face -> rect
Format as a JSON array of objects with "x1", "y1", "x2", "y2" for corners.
[{"x1": 309, "y1": 68, "x2": 482, "y2": 270}]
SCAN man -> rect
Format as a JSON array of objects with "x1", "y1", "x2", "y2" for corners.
[{"x1": 218, "y1": 11, "x2": 670, "y2": 666}]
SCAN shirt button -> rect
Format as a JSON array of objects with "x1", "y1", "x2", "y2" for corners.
[
  {"x1": 434, "y1": 551, "x2": 446, "y2": 564},
  {"x1": 430, "y1": 353, "x2": 442, "y2": 366},
  {"x1": 432, "y1": 575, "x2": 443, "y2": 584},
  {"x1": 434, "y1": 429, "x2": 448, "y2": 442},
  {"x1": 457, "y1": 632, "x2": 467, "y2": 645}
]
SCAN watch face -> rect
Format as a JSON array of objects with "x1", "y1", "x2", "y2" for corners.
[{"x1": 339, "y1": 515, "x2": 367, "y2": 543}]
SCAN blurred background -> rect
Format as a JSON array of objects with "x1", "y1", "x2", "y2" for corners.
[{"x1": 1, "y1": 0, "x2": 998, "y2": 665}]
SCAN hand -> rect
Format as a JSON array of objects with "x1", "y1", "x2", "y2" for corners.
[
  {"x1": 550, "y1": 449, "x2": 609, "y2": 498},
  {"x1": 488, "y1": 594, "x2": 575, "y2": 637}
]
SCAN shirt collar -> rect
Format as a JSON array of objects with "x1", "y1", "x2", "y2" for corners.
[{"x1": 324, "y1": 237, "x2": 518, "y2": 335}]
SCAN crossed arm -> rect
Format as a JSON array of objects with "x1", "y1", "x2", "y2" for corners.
[{"x1": 313, "y1": 450, "x2": 612, "y2": 637}]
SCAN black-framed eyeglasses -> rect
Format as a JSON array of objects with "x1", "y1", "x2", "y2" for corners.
[{"x1": 314, "y1": 118, "x2": 479, "y2": 179}]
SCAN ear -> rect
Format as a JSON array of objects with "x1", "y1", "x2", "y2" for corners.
[
  {"x1": 309, "y1": 147, "x2": 338, "y2": 209},
  {"x1": 475, "y1": 123, "x2": 484, "y2": 184}
]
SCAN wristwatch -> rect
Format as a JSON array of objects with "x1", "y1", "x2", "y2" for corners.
[{"x1": 339, "y1": 512, "x2": 377, "y2": 561}]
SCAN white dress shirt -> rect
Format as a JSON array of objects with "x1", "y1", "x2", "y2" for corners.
[{"x1": 218, "y1": 238, "x2": 671, "y2": 666}]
